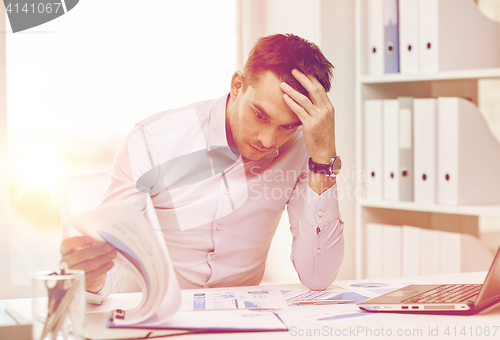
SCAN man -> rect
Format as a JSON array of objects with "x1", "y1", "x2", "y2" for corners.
[{"x1": 60, "y1": 34, "x2": 344, "y2": 303}]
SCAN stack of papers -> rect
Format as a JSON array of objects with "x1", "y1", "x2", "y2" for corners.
[{"x1": 108, "y1": 310, "x2": 287, "y2": 332}]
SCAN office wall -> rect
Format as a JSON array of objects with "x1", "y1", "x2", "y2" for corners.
[{"x1": 241, "y1": 0, "x2": 356, "y2": 282}]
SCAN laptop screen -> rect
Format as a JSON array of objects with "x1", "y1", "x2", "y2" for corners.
[{"x1": 475, "y1": 247, "x2": 500, "y2": 309}]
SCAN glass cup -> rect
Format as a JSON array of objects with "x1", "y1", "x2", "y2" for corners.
[{"x1": 30, "y1": 269, "x2": 85, "y2": 340}]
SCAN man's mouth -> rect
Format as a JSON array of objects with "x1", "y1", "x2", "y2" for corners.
[{"x1": 248, "y1": 143, "x2": 272, "y2": 154}]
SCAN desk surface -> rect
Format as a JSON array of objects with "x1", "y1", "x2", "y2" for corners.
[{"x1": 3, "y1": 272, "x2": 500, "y2": 340}]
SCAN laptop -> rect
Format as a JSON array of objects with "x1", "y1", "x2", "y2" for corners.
[{"x1": 358, "y1": 246, "x2": 500, "y2": 315}]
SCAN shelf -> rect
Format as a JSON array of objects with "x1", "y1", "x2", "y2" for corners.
[
  {"x1": 360, "y1": 199, "x2": 500, "y2": 217},
  {"x1": 360, "y1": 68, "x2": 500, "y2": 84}
]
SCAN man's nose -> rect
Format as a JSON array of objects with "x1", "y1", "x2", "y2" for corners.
[{"x1": 258, "y1": 127, "x2": 277, "y2": 150}]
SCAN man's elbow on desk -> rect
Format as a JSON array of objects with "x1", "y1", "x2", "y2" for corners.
[{"x1": 295, "y1": 234, "x2": 345, "y2": 291}]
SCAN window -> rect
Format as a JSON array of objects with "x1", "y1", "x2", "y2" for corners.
[{"x1": 1, "y1": 0, "x2": 239, "y2": 298}]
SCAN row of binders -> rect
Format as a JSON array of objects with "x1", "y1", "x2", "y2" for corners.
[
  {"x1": 364, "y1": 97, "x2": 500, "y2": 205},
  {"x1": 365, "y1": 0, "x2": 500, "y2": 74},
  {"x1": 365, "y1": 224, "x2": 493, "y2": 279}
]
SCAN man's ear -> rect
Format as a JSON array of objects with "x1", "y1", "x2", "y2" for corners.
[{"x1": 229, "y1": 71, "x2": 244, "y2": 100}]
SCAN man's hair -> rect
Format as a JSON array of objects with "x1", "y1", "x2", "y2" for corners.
[{"x1": 242, "y1": 34, "x2": 334, "y2": 97}]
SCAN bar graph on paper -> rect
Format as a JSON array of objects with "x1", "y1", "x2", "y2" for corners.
[{"x1": 182, "y1": 290, "x2": 288, "y2": 310}]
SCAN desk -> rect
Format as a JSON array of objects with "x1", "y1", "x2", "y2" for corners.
[{"x1": 3, "y1": 272, "x2": 500, "y2": 340}]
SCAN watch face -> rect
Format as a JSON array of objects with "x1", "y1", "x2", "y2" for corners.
[{"x1": 330, "y1": 156, "x2": 342, "y2": 175}]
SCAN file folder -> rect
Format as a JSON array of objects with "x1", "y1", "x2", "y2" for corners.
[
  {"x1": 364, "y1": 100, "x2": 384, "y2": 200},
  {"x1": 439, "y1": 231, "x2": 461, "y2": 274},
  {"x1": 367, "y1": 0, "x2": 384, "y2": 75},
  {"x1": 383, "y1": 99, "x2": 399, "y2": 201},
  {"x1": 420, "y1": 228, "x2": 440, "y2": 275},
  {"x1": 366, "y1": 223, "x2": 383, "y2": 279},
  {"x1": 398, "y1": 97, "x2": 413, "y2": 202},
  {"x1": 399, "y1": 0, "x2": 419, "y2": 73},
  {"x1": 437, "y1": 97, "x2": 500, "y2": 205},
  {"x1": 383, "y1": 0, "x2": 400, "y2": 73},
  {"x1": 419, "y1": 0, "x2": 500, "y2": 73},
  {"x1": 402, "y1": 225, "x2": 420, "y2": 276},
  {"x1": 413, "y1": 98, "x2": 438, "y2": 204},
  {"x1": 382, "y1": 224, "x2": 402, "y2": 277}
]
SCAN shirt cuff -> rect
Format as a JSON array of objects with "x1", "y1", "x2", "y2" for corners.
[
  {"x1": 85, "y1": 273, "x2": 112, "y2": 305},
  {"x1": 303, "y1": 182, "x2": 341, "y2": 229}
]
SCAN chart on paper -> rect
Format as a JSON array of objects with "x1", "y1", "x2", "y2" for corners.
[{"x1": 181, "y1": 290, "x2": 288, "y2": 310}]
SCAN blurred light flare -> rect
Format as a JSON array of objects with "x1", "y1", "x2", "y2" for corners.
[{"x1": 12, "y1": 147, "x2": 66, "y2": 191}]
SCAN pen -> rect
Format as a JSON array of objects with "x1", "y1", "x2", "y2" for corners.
[{"x1": 292, "y1": 299, "x2": 357, "y2": 305}]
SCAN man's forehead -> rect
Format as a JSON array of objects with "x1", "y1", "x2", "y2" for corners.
[
  {"x1": 244, "y1": 71, "x2": 301, "y2": 124},
  {"x1": 250, "y1": 101, "x2": 302, "y2": 127}
]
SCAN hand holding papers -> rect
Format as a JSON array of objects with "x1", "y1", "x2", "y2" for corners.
[{"x1": 64, "y1": 196, "x2": 182, "y2": 326}]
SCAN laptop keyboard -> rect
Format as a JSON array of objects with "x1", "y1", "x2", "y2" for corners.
[{"x1": 402, "y1": 284, "x2": 482, "y2": 304}]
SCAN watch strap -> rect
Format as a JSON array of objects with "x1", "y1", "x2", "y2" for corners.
[{"x1": 308, "y1": 157, "x2": 332, "y2": 175}]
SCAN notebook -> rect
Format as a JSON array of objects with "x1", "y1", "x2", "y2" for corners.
[{"x1": 358, "y1": 247, "x2": 500, "y2": 314}]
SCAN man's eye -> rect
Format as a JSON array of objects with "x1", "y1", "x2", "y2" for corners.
[
  {"x1": 254, "y1": 111, "x2": 266, "y2": 120},
  {"x1": 282, "y1": 125, "x2": 295, "y2": 131}
]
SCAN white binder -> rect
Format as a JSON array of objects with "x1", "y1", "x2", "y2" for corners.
[
  {"x1": 419, "y1": 0, "x2": 500, "y2": 73},
  {"x1": 366, "y1": 223, "x2": 383, "y2": 279},
  {"x1": 367, "y1": 0, "x2": 384, "y2": 75},
  {"x1": 437, "y1": 97, "x2": 500, "y2": 205},
  {"x1": 364, "y1": 100, "x2": 384, "y2": 200},
  {"x1": 402, "y1": 225, "x2": 420, "y2": 276},
  {"x1": 420, "y1": 228, "x2": 440, "y2": 275},
  {"x1": 398, "y1": 97, "x2": 413, "y2": 202},
  {"x1": 399, "y1": 0, "x2": 419, "y2": 73},
  {"x1": 413, "y1": 98, "x2": 438, "y2": 204},
  {"x1": 439, "y1": 231, "x2": 461, "y2": 274},
  {"x1": 382, "y1": 224, "x2": 402, "y2": 277},
  {"x1": 383, "y1": 0, "x2": 400, "y2": 73},
  {"x1": 383, "y1": 99, "x2": 399, "y2": 201}
]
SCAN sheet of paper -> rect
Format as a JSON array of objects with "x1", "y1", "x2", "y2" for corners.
[
  {"x1": 109, "y1": 310, "x2": 288, "y2": 332},
  {"x1": 64, "y1": 197, "x2": 182, "y2": 326},
  {"x1": 274, "y1": 288, "x2": 372, "y2": 324},
  {"x1": 281, "y1": 286, "x2": 363, "y2": 306},
  {"x1": 334, "y1": 279, "x2": 428, "y2": 298},
  {"x1": 181, "y1": 289, "x2": 288, "y2": 310},
  {"x1": 86, "y1": 312, "x2": 189, "y2": 340},
  {"x1": 276, "y1": 304, "x2": 372, "y2": 324}
]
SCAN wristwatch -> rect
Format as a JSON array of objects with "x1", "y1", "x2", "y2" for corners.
[{"x1": 308, "y1": 156, "x2": 342, "y2": 177}]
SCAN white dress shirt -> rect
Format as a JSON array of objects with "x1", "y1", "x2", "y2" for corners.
[{"x1": 87, "y1": 93, "x2": 344, "y2": 303}]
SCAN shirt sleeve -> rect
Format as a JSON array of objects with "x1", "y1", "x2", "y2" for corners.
[
  {"x1": 84, "y1": 264, "x2": 142, "y2": 304},
  {"x1": 286, "y1": 160, "x2": 345, "y2": 290},
  {"x1": 85, "y1": 270, "x2": 113, "y2": 305}
]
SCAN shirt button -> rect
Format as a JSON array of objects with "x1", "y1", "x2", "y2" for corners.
[
  {"x1": 316, "y1": 248, "x2": 322, "y2": 254},
  {"x1": 317, "y1": 210, "x2": 324, "y2": 217},
  {"x1": 224, "y1": 189, "x2": 230, "y2": 195},
  {"x1": 216, "y1": 224, "x2": 221, "y2": 230},
  {"x1": 211, "y1": 253, "x2": 217, "y2": 259}
]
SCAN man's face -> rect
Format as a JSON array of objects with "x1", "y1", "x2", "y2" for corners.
[{"x1": 226, "y1": 71, "x2": 302, "y2": 161}]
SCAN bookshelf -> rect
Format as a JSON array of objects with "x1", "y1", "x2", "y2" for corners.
[
  {"x1": 354, "y1": 0, "x2": 500, "y2": 278},
  {"x1": 361, "y1": 67, "x2": 500, "y2": 84}
]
